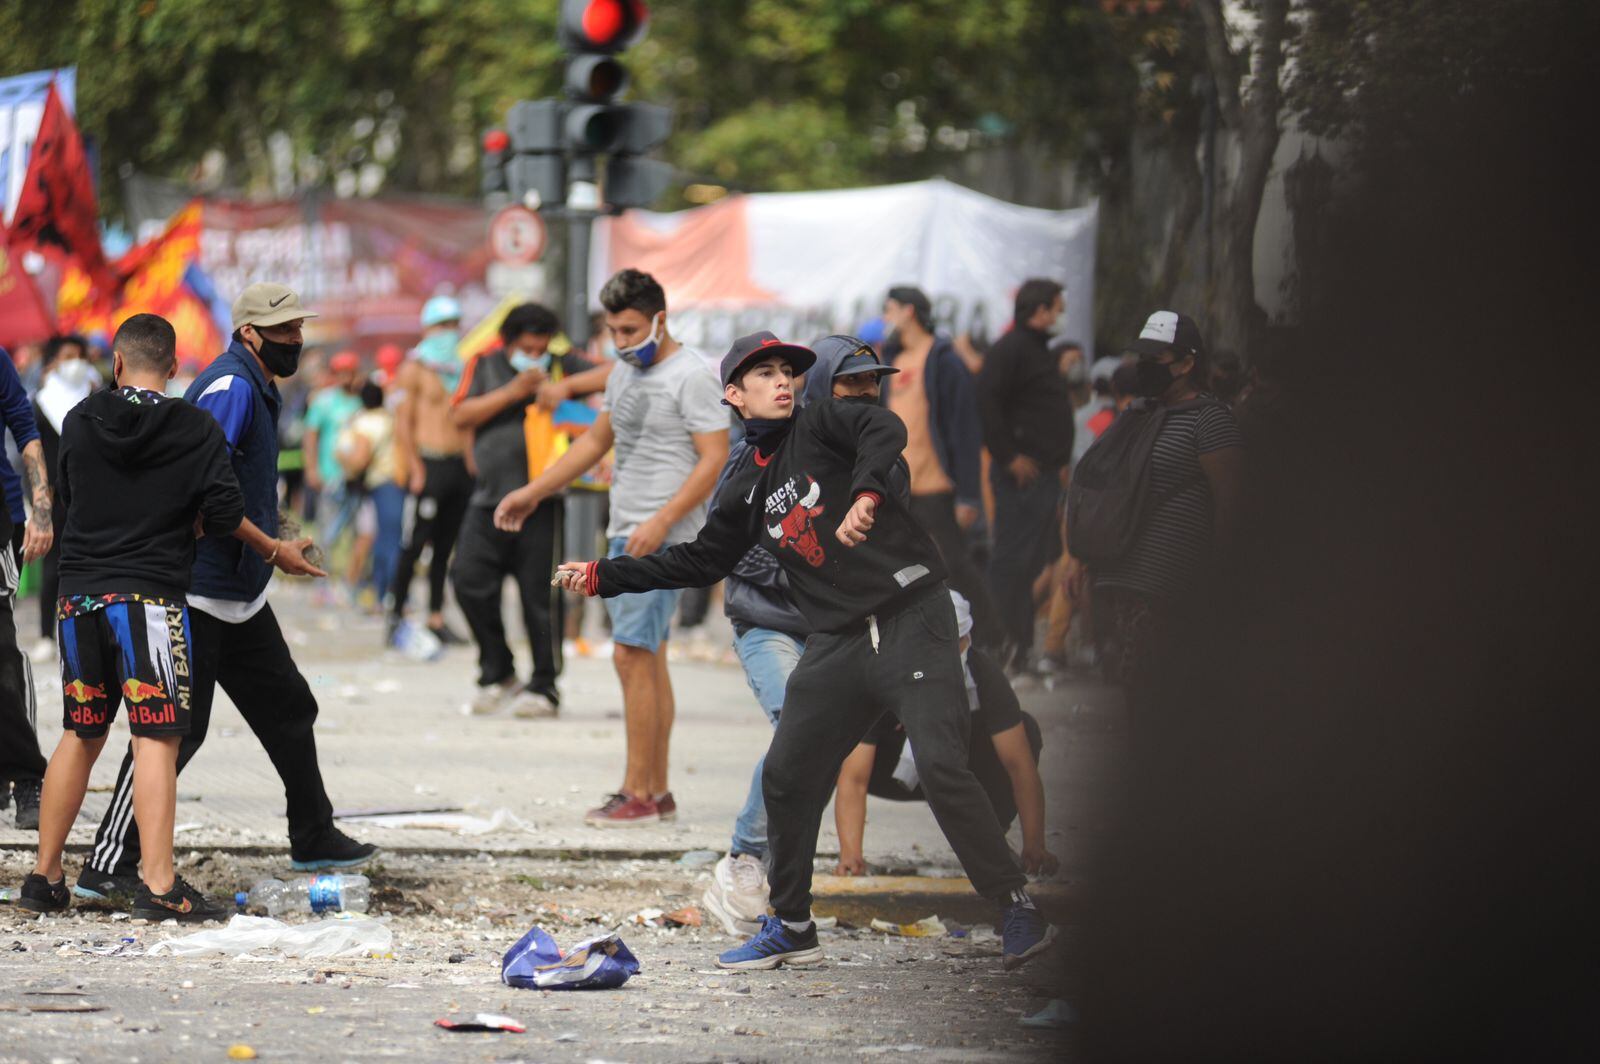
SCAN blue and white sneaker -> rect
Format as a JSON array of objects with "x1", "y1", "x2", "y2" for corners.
[
  {"x1": 715, "y1": 914, "x2": 824, "y2": 970},
  {"x1": 1002, "y1": 903, "x2": 1058, "y2": 971}
]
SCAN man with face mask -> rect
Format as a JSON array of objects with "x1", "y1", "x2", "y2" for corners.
[
  {"x1": 388, "y1": 296, "x2": 473, "y2": 649},
  {"x1": 75, "y1": 283, "x2": 377, "y2": 906},
  {"x1": 494, "y1": 269, "x2": 729, "y2": 827},
  {"x1": 449, "y1": 302, "x2": 606, "y2": 718},
  {"x1": 977, "y1": 279, "x2": 1073, "y2": 676}
]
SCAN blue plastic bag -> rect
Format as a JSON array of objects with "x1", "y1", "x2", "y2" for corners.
[{"x1": 501, "y1": 926, "x2": 640, "y2": 990}]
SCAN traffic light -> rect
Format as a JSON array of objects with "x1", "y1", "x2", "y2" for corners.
[
  {"x1": 559, "y1": 0, "x2": 648, "y2": 53},
  {"x1": 481, "y1": 129, "x2": 510, "y2": 198},
  {"x1": 505, "y1": 100, "x2": 566, "y2": 207}
]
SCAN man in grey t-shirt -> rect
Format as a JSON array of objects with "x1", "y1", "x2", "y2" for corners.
[{"x1": 493, "y1": 270, "x2": 729, "y2": 826}]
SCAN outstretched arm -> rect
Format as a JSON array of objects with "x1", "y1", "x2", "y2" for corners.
[{"x1": 553, "y1": 491, "x2": 752, "y2": 597}]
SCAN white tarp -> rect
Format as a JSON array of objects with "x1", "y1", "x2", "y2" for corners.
[{"x1": 592, "y1": 177, "x2": 1097, "y2": 356}]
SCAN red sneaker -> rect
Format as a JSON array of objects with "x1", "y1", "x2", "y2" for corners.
[
  {"x1": 585, "y1": 792, "x2": 659, "y2": 827},
  {"x1": 655, "y1": 792, "x2": 677, "y2": 822}
]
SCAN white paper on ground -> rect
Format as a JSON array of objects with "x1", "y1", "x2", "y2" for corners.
[{"x1": 146, "y1": 914, "x2": 392, "y2": 960}]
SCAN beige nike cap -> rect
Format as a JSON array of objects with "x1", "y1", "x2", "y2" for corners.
[{"x1": 231, "y1": 282, "x2": 319, "y2": 331}]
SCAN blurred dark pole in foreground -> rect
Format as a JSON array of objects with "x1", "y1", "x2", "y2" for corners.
[{"x1": 1080, "y1": 6, "x2": 1600, "y2": 1060}]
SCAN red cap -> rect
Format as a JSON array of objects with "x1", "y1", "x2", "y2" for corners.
[{"x1": 330, "y1": 350, "x2": 361, "y2": 373}]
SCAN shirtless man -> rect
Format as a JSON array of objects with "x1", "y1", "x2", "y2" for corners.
[{"x1": 388, "y1": 296, "x2": 473, "y2": 648}]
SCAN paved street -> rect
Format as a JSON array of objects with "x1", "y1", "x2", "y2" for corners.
[{"x1": 2, "y1": 576, "x2": 1118, "y2": 1060}]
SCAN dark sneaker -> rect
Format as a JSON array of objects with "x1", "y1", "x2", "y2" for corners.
[
  {"x1": 290, "y1": 826, "x2": 379, "y2": 871},
  {"x1": 131, "y1": 876, "x2": 229, "y2": 923},
  {"x1": 74, "y1": 866, "x2": 144, "y2": 904},
  {"x1": 17, "y1": 873, "x2": 69, "y2": 914},
  {"x1": 1001, "y1": 903, "x2": 1058, "y2": 971},
  {"x1": 716, "y1": 914, "x2": 823, "y2": 970},
  {"x1": 655, "y1": 791, "x2": 678, "y2": 822},
  {"x1": 584, "y1": 792, "x2": 659, "y2": 827},
  {"x1": 429, "y1": 621, "x2": 470, "y2": 647},
  {"x1": 11, "y1": 778, "x2": 41, "y2": 830}
]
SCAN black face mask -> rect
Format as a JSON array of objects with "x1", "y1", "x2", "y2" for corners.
[
  {"x1": 251, "y1": 334, "x2": 303, "y2": 378},
  {"x1": 1134, "y1": 359, "x2": 1175, "y2": 398},
  {"x1": 743, "y1": 416, "x2": 793, "y2": 452}
]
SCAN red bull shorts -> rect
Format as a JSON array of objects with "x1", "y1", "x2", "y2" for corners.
[{"x1": 56, "y1": 596, "x2": 193, "y2": 739}]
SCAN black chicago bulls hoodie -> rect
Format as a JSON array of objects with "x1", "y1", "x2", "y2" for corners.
[{"x1": 593, "y1": 398, "x2": 946, "y2": 634}]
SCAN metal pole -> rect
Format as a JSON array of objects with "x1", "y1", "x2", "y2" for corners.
[{"x1": 565, "y1": 156, "x2": 596, "y2": 348}]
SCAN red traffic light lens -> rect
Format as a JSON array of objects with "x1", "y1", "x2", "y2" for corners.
[
  {"x1": 483, "y1": 129, "x2": 511, "y2": 153},
  {"x1": 583, "y1": 0, "x2": 624, "y2": 43}
]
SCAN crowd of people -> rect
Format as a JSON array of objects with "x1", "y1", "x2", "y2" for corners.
[{"x1": 0, "y1": 261, "x2": 1257, "y2": 976}]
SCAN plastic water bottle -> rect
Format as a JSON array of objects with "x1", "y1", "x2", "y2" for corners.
[{"x1": 236, "y1": 875, "x2": 370, "y2": 917}]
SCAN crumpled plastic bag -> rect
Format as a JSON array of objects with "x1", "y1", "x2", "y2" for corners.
[
  {"x1": 147, "y1": 914, "x2": 392, "y2": 960},
  {"x1": 501, "y1": 926, "x2": 639, "y2": 990}
]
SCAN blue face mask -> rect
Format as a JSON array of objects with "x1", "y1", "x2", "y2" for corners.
[
  {"x1": 615, "y1": 314, "x2": 663, "y2": 370},
  {"x1": 511, "y1": 350, "x2": 551, "y2": 374},
  {"x1": 415, "y1": 331, "x2": 461, "y2": 391}
]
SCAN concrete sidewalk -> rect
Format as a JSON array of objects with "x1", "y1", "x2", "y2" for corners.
[{"x1": 2, "y1": 578, "x2": 1116, "y2": 874}]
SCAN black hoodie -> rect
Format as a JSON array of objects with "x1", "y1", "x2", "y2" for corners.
[
  {"x1": 596, "y1": 398, "x2": 946, "y2": 634},
  {"x1": 57, "y1": 387, "x2": 245, "y2": 600}
]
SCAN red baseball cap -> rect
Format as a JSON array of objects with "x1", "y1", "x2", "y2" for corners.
[{"x1": 330, "y1": 350, "x2": 361, "y2": 373}]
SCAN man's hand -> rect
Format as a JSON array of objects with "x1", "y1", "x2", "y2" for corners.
[
  {"x1": 551, "y1": 561, "x2": 598, "y2": 597},
  {"x1": 536, "y1": 377, "x2": 570, "y2": 412},
  {"x1": 624, "y1": 514, "x2": 670, "y2": 558},
  {"x1": 834, "y1": 854, "x2": 868, "y2": 877},
  {"x1": 21, "y1": 519, "x2": 52, "y2": 563},
  {"x1": 271, "y1": 537, "x2": 328, "y2": 578},
  {"x1": 514, "y1": 367, "x2": 547, "y2": 400},
  {"x1": 408, "y1": 462, "x2": 427, "y2": 495},
  {"x1": 955, "y1": 502, "x2": 980, "y2": 530},
  {"x1": 836, "y1": 494, "x2": 877, "y2": 547},
  {"x1": 1021, "y1": 843, "x2": 1060, "y2": 877},
  {"x1": 494, "y1": 485, "x2": 544, "y2": 532},
  {"x1": 1008, "y1": 454, "x2": 1041, "y2": 487}
]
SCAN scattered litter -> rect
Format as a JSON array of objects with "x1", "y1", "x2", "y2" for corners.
[
  {"x1": 333, "y1": 804, "x2": 463, "y2": 819},
  {"x1": 173, "y1": 822, "x2": 203, "y2": 834},
  {"x1": 676, "y1": 850, "x2": 719, "y2": 867},
  {"x1": 435, "y1": 1013, "x2": 525, "y2": 1034},
  {"x1": 336, "y1": 808, "x2": 529, "y2": 835},
  {"x1": 870, "y1": 916, "x2": 947, "y2": 938},
  {"x1": 12, "y1": 1002, "x2": 105, "y2": 1014},
  {"x1": 147, "y1": 914, "x2": 392, "y2": 960},
  {"x1": 630, "y1": 908, "x2": 665, "y2": 927},
  {"x1": 306, "y1": 1006, "x2": 325, "y2": 1015},
  {"x1": 554, "y1": 1032, "x2": 578, "y2": 1042},
  {"x1": 0, "y1": 888, "x2": 14, "y2": 903},
  {"x1": 385, "y1": 982, "x2": 423, "y2": 989},
  {"x1": 663, "y1": 907, "x2": 702, "y2": 928},
  {"x1": 502, "y1": 927, "x2": 640, "y2": 990},
  {"x1": 1020, "y1": 999, "x2": 1077, "y2": 1029},
  {"x1": 227, "y1": 1045, "x2": 257, "y2": 1060}
]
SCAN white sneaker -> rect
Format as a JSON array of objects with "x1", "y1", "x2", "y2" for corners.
[
  {"x1": 508, "y1": 689, "x2": 558, "y2": 719},
  {"x1": 702, "y1": 853, "x2": 769, "y2": 937},
  {"x1": 467, "y1": 678, "x2": 520, "y2": 716}
]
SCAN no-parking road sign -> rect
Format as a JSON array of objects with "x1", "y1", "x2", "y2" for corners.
[{"x1": 490, "y1": 205, "x2": 547, "y2": 265}]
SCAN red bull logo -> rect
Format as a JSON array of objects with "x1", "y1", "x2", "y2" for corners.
[
  {"x1": 63, "y1": 679, "x2": 107, "y2": 703},
  {"x1": 122, "y1": 679, "x2": 167, "y2": 704},
  {"x1": 765, "y1": 476, "x2": 827, "y2": 568}
]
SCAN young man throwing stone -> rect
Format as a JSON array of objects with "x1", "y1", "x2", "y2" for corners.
[{"x1": 500, "y1": 332, "x2": 1055, "y2": 972}]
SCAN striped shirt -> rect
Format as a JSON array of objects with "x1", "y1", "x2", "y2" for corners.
[{"x1": 1094, "y1": 398, "x2": 1243, "y2": 599}]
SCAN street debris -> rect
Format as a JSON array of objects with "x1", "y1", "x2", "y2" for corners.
[
  {"x1": 1020, "y1": 999, "x2": 1077, "y2": 1029},
  {"x1": 502, "y1": 927, "x2": 640, "y2": 990},
  {"x1": 147, "y1": 914, "x2": 393, "y2": 960},
  {"x1": 663, "y1": 906, "x2": 702, "y2": 927},
  {"x1": 227, "y1": 1044, "x2": 257, "y2": 1060},
  {"x1": 336, "y1": 807, "x2": 530, "y2": 835},
  {"x1": 434, "y1": 1012, "x2": 525, "y2": 1033},
  {"x1": 869, "y1": 916, "x2": 948, "y2": 937},
  {"x1": 676, "y1": 850, "x2": 720, "y2": 867}
]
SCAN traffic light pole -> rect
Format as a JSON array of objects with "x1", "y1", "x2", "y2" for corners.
[{"x1": 565, "y1": 157, "x2": 597, "y2": 348}]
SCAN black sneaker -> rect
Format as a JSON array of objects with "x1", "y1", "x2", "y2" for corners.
[
  {"x1": 12, "y1": 777, "x2": 41, "y2": 830},
  {"x1": 290, "y1": 826, "x2": 379, "y2": 871},
  {"x1": 131, "y1": 876, "x2": 229, "y2": 923},
  {"x1": 74, "y1": 866, "x2": 144, "y2": 904},
  {"x1": 17, "y1": 873, "x2": 69, "y2": 914},
  {"x1": 429, "y1": 621, "x2": 470, "y2": 647}
]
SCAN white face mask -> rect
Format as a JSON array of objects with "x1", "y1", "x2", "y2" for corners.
[{"x1": 53, "y1": 360, "x2": 95, "y2": 390}]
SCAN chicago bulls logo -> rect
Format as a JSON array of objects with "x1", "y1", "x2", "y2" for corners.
[{"x1": 765, "y1": 476, "x2": 827, "y2": 567}]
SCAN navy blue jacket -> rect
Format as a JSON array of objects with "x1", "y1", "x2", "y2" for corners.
[
  {"x1": 0, "y1": 351, "x2": 41, "y2": 525},
  {"x1": 888, "y1": 336, "x2": 982, "y2": 508},
  {"x1": 187, "y1": 340, "x2": 282, "y2": 602}
]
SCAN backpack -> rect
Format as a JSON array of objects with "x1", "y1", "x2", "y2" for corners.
[{"x1": 1066, "y1": 396, "x2": 1217, "y2": 566}]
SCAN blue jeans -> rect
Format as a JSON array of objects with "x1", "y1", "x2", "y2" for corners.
[
  {"x1": 729, "y1": 627, "x2": 806, "y2": 860},
  {"x1": 367, "y1": 482, "x2": 407, "y2": 603},
  {"x1": 602, "y1": 537, "x2": 682, "y2": 649}
]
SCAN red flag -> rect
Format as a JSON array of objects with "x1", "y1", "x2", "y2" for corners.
[
  {"x1": 0, "y1": 242, "x2": 55, "y2": 351},
  {"x1": 6, "y1": 81, "x2": 112, "y2": 292}
]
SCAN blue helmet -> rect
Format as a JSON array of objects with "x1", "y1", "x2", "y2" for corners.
[{"x1": 420, "y1": 295, "x2": 462, "y2": 328}]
